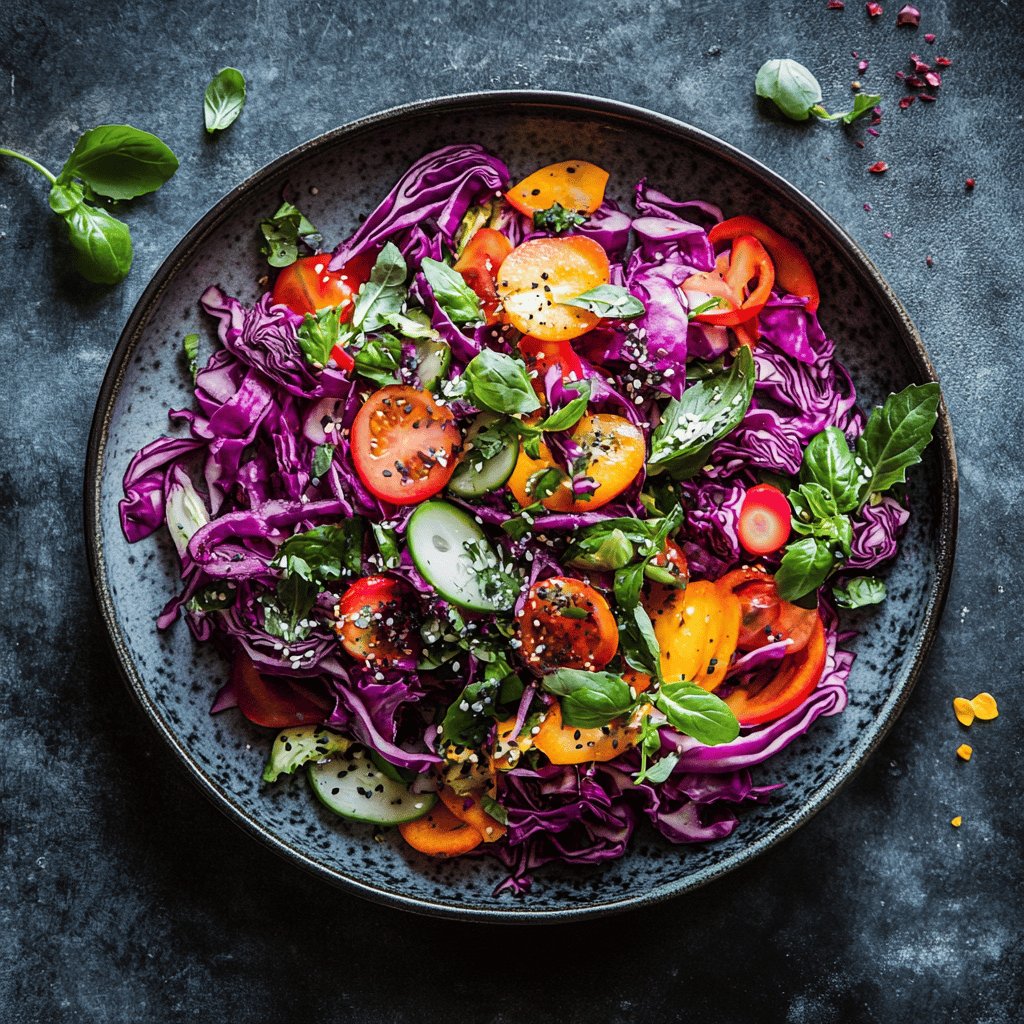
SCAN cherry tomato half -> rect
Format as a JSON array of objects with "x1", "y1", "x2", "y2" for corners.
[
  {"x1": 453, "y1": 228, "x2": 512, "y2": 325},
  {"x1": 718, "y1": 567, "x2": 818, "y2": 654},
  {"x1": 334, "y1": 575, "x2": 420, "y2": 667},
  {"x1": 232, "y1": 652, "x2": 334, "y2": 728},
  {"x1": 271, "y1": 249, "x2": 377, "y2": 319},
  {"x1": 350, "y1": 385, "x2": 462, "y2": 505},
  {"x1": 516, "y1": 576, "x2": 619, "y2": 672},
  {"x1": 738, "y1": 483, "x2": 792, "y2": 555},
  {"x1": 518, "y1": 336, "x2": 585, "y2": 396}
]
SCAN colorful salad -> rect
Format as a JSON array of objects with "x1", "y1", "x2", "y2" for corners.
[{"x1": 120, "y1": 145, "x2": 939, "y2": 893}]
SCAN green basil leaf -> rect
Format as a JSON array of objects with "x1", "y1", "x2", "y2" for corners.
[
  {"x1": 260, "y1": 201, "x2": 321, "y2": 268},
  {"x1": 480, "y1": 794, "x2": 509, "y2": 826},
  {"x1": 685, "y1": 356, "x2": 726, "y2": 381},
  {"x1": 421, "y1": 257, "x2": 482, "y2": 324},
  {"x1": 755, "y1": 58, "x2": 824, "y2": 121},
  {"x1": 185, "y1": 582, "x2": 236, "y2": 613},
  {"x1": 59, "y1": 200, "x2": 133, "y2": 284},
  {"x1": 265, "y1": 574, "x2": 318, "y2": 642},
  {"x1": 58, "y1": 124, "x2": 178, "y2": 200},
  {"x1": 380, "y1": 308, "x2": 438, "y2": 339},
  {"x1": 441, "y1": 678, "x2": 503, "y2": 748},
  {"x1": 47, "y1": 180, "x2": 84, "y2": 214},
  {"x1": 789, "y1": 482, "x2": 840, "y2": 527},
  {"x1": 296, "y1": 307, "x2": 342, "y2": 369},
  {"x1": 526, "y1": 467, "x2": 567, "y2": 502},
  {"x1": 801, "y1": 426, "x2": 861, "y2": 513},
  {"x1": 565, "y1": 284, "x2": 645, "y2": 320},
  {"x1": 352, "y1": 334, "x2": 403, "y2": 386},
  {"x1": 618, "y1": 603, "x2": 663, "y2": 683},
  {"x1": 463, "y1": 349, "x2": 541, "y2": 415},
  {"x1": 634, "y1": 751, "x2": 679, "y2": 785},
  {"x1": 311, "y1": 443, "x2": 335, "y2": 479},
  {"x1": 654, "y1": 681, "x2": 740, "y2": 746},
  {"x1": 351, "y1": 242, "x2": 408, "y2": 331},
  {"x1": 648, "y1": 346, "x2": 755, "y2": 479},
  {"x1": 537, "y1": 380, "x2": 591, "y2": 432},
  {"x1": 371, "y1": 523, "x2": 401, "y2": 569},
  {"x1": 833, "y1": 575, "x2": 886, "y2": 609},
  {"x1": 613, "y1": 562, "x2": 648, "y2": 612},
  {"x1": 541, "y1": 669, "x2": 635, "y2": 729},
  {"x1": 775, "y1": 536, "x2": 835, "y2": 602},
  {"x1": 183, "y1": 333, "x2": 200, "y2": 382},
  {"x1": 566, "y1": 527, "x2": 635, "y2": 571},
  {"x1": 203, "y1": 67, "x2": 247, "y2": 133},
  {"x1": 815, "y1": 92, "x2": 882, "y2": 125},
  {"x1": 275, "y1": 522, "x2": 364, "y2": 585},
  {"x1": 855, "y1": 383, "x2": 941, "y2": 501},
  {"x1": 533, "y1": 202, "x2": 587, "y2": 233}
]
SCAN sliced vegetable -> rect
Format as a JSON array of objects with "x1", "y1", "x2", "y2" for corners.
[
  {"x1": 531, "y1": 699, "x2": 647, "y2": 765},
  {"x1": 738, "y1": 483, "x2": 793, "y2": 555},
  {"x1": 411, "y1": 336, "x2": 451, "y2": 390},
  {"x1": 333, "y1": 575, "x2": 420, "y2": 667},
  {"x1": 308, "y1": 747, "x2": 436, "y2": 824},
  {"x1": 709, "y1": 215, "x2": 820, "y2": 312},
  {"x1": 680, "y1": 235, "x2": 775, "y2": 329},
  {"x1": 263, "y1": 725, "x2": 351, "y2": 783},
  {"x1": 350, "y1": 385, "x2": 461, "y2": 505},
  {"x1": 719, "y1": 567, "x2": 818, "y2": 654},
  {"x1": 452, "y1": 227, "x2": 512, "y2": 325},
  {"x1": 447, "y1": 413, "x2": 520, "y2": 498},
  {"x1": 722, "y1": 614, "x2": 826, "y2": 726},
  {"x1": 398, "y1": 802, "x2": 484, "y2": 857},
  {"x1": 271, "y1": 249, "x2": 376, "y2": 318},
  {"x1": 437, "y1": 787, "x2": 506, "y2": 843},
  {"x1": 232, "y1": 652, "x2": 333, "y2": 728},
  {"x1": 505, "y1": 160, "x2": 609, "y2": 218},
  {"x1": 518, "y1": 335, "x2": 585, "y2": 396},
  {"x1": 407, "y1": 500, "x2": 518, "y2": 612},
  {"x1": 497, "y1": 236, "x2": 610, "y2": 342}
]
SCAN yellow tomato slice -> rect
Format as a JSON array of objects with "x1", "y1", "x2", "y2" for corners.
[
  {"x1": 651, "y1": 580, "x2": 740, "y2": 689},
  {"x1": 497, "y1": 236, "x2": 610, "y2": 341},
  {"x1": 532, "y1": 700, "x2": 650, "y2": 765},
  {"x1": 506, "y1": 413, "x2": 645, "y2": 513},
  {"x1": 505, "y1": 160, "x2": 609, "y2": 217}
]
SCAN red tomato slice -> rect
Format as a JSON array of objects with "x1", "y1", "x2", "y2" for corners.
[
  {"x1": 516, "y1": 576, "x2": 618, "y2": 672},
  {"x1": 738, "y1": 484, "x2": 792, "y2": 555},
  {"x1": 334, "y1": 575, "x2": 420, "y2": 667},
  {"x1": 644, "y1": 538, "x2": 690, "y2": 609},
  {"x1": 232, "y1": 652, "x2": 334, "y2": 728},
  {"x1": 718, "y1": 567, "x2": 817, "y2": 654},
  {"x1": 271, "y1": 250, "x2": 376, "y2": 319},
  {"x1": 453, "y1": 228, "x2": 512, "y2": 325},
  {"x1": 709, "y1": 216, "x2": 820, "y2": 313},
  {"x1": 680, "y1": 236, "x2": 775, "y2": 328},
  {"x1": 723, "y1": 614, "x2": 826, "y2": 726},
  {"x1": 518, "y1": 336, "x2": 585, "y2": 396},
  {"x1": 350, "y1": 385, "x2": 461, "y2": 505}
]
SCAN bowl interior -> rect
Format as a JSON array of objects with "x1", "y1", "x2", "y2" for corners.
[{"x1": 89, "y1": 94, "x2": 953, "y2": 921}]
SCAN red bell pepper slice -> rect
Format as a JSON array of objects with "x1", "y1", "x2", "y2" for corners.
[
  {"x1": 680, "y1": 235, "x2": 775, "y2": 328},
  {"x1": 708, "y1": 215, "x2": 820, "y2": 313}
]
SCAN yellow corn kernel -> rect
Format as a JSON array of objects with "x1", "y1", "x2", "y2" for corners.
[
  {"x1": 951, "y1": 816, "x2": 962, "y2": 828},
  {"x1": 970, "y1": 692, "x2": 999, "y2": 721},
  {"x1": 953, "y1": 697, "x2": 975, "y2": 727},
  {"x1": 956, "y1": 743, "x2": 973, "y2": 762}
]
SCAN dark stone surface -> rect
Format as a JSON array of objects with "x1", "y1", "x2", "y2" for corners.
[{"x1": 1, "y1": 1, "x2": 1020, "y2": 1020}]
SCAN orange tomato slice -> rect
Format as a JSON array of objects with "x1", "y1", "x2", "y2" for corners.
[
  {"x1": 532, "y1": 700, "x2": 649, "y2": 765},
  {"x1": 497, "y1": 236, "x2": 610, "y2": 341},
  {"x1": 437, "y1": 787, "x2": 506, "y2": 843},
  {"x1": 397, "y1": 802, "x2": 483, "y2": 858},
  {"x1": 505, "y1": 160, "x2": 609, "y2": 218},
  {"x1": 507, "y1": 413, "x2": 645, "y2": 513}
]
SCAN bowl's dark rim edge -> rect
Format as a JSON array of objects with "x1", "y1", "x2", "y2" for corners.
[{"x1": 83, "y1": 89, "x2": 958, "y2": 925}]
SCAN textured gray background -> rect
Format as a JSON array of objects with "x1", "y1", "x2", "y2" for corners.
[{"x1": 1, "y1": 0, "x2": 1021, "y2": 1021}]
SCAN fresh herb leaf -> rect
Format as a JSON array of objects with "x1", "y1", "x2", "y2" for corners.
[
  {"x1": 687, "y1": 297, "x2": 725, "y2": 320},
  {"x1": 203, "y1": 67, "x2": 247, "y2": 133},
  {"x1": 260, "y1": 201, "x2": 321, "y2": 268},
  {"x1": 185, "y1": 582, "x2": 236, "y2": 612},
  {"x1": 296, "y1": 306, "x2": 342, "y2": 369},
  {"x1": 618, "y1": 604, "x2": 663, "y2": 683},
  {"x1": 565, "y1": 284, "x2": 645, "y2": 320},
  {"x1": 566, "y1": 527, "x2": 635, "y2": 571},
  {"x1": 463, "y1": 349, "x2": 541, "y2": 416},
  {"x1": 653, "y1": 681, "x2": 740, "y2": 746},
  {"x1": 541, "y1": 669, "x2": 635, "y2": 729},
  {"x1": 351, "y1": 242, "x2": 408, "y2": 331},
  {"x1": 311, "y1": 443, "x2": 335, "y2": 479},
  {"x1": 614, "y1": 562, "x2": 649, "y2": 613},
  {"x1": 454, "y1": 200, "x2": 497, "y2": 256},
  {"x1": 558, "y1": 606, "x2": 590, "y2": 620},
  {"x1": 183, "y1": 333, "x2": 200, "y2": 382},
  {"x1": 801, "y1": 426, "x2": 861, "y2": 513},
  {"x1": 380, "y1": 308, "x2": 438, "y2": 339},
  {"x1": 833, "y1": 575, "x2": 887, "y2": 609},
  {"x1": 536, "y1": 380, "x2": 591, "y2": 432},
  {"x1": 274, "y1": 522, "x2": 365, "y2": 586},
  {"x1": 480, "y1": 794, "x2": 509, "y2": 826},
  {"x1": 56, "y1": 192, "x2": 133, "y2": 284},
  {"x1": 264, "y1": 575, "x2": 317, "y2": 642},
  {"x1": 371, "y1": 523, "x2": 401, "y2": 569},
  {"x1": 58, "y1": 124, "x2": 178, "y2": 200},
  {"x1": 855, "y1": 383, "x2": 941, "y2": 501},
  {"x1": 526, "y1": 467, "x2": 567, "y2": 502},
  {"x1": 533, "y1": 202, "x2": 586, "y2": 233},
  {"x1": 685, "y1": 356, "x2": 726, "y2": 381},
  {"x1": 352, "y1": 334, "x2": 403, "y2": 386},
  {"x1": 817, "y1": 92, "x2": 883, "y2": 125},
  {"x1": 634, "y1": 751, "x2": 679, "y2": 786},
  {"x1": 755, "y1": 58, "x2": 825, "y2": 121},
  {"x1": 775, "y1": 536, "x2": 835, "y2": 602},
  {"x1": 440, "y1": 666, "x2": 513, "y2": 748},
  {"x1": 647, "y1": 346, "x2": 755, "y2": 479},
  {"x1": 421, "y1": 257, "x2": 482, "y2": 324}
]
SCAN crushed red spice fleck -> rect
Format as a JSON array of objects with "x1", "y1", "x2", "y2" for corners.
[
  {"x1": 936, "y1": 56, "x2": 952, "y2": 67},
  {"x1": 866, "y1": 1, "x2": 883, "y2": 16},
  {"x1": 863, "y1": 202, "x2": 873, "y2": 211},
  {"x1": 918, "y1": 93, "x2": 936, "y2": 102},
  {"x1": 926, "y1": 255, "x2": 934, "y2": 267},
  {"x1": 884, "y1": 230, "x2": 893, "y2": 238},
  {"x1": 924, "y1": 71, "x2": 942, "y2": 87},
  {"x1": 827, "y1": 0, "x2": 845, "y2": 8},
  {"x1": 858, "y1": 59, "x2": 869, "y2": 72},
  {"x1": 867, "y1": 127, "x2": 880, "y2": 137},
  {"x1": 868, "y1": 161, "x2": 889, "y2": 173},
  {"x1": 899, "y1": 96, "x2": 916, "y2": 109},
  {"x1": 896, "y1": 4, "x2": 921, "y2": 27},
  {"x1": 924, "y1": 32, "x2": 936, "y2": 43},
  {"x1": 966, "y1": 178, "x2": 976, "y2": 189}
]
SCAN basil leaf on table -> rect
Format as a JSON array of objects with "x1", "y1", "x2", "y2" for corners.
[
  {"x1": 755, "y1": 59, "x2": 824, "y2": 121},
  {"x1": 462, "y1": 349, "x2": 540, "y2": 415},
  {"x1": 421, "y1": 257, "x2": 483, "y2": 324},
  {"x1": 352, "y1": 242, "x2": 408, "y2": 330},
  {"x1": 541, "y1": 669, "x2": 635, "y2": 729},
  {"x1": 775, "y1": 536, "x2": 836, "y2": 602},
  {"x1": 833, "y1": 575, "x2": 887, "y2": 609},
  {"x1": 565, "y1": 284, "x2": 645, "y2": 320},
  {"x1": 260, "y1": 201, "x2": 321, "y2": 268},
  {"x1": 653, "y1": 681, "x2": 740, "y2": 746},
  {"x1": 57, "y1": 195, "x2": 133, "y2": 284},
  {"x1": 647, "y1": 346, "x2": 755, "y2": 479},
  {"x1": 203, "y1": 67, "x2": 247, "y2": 133},
  {"x1": 58, "y1": 124, "x2": 179, "y2": 200}
]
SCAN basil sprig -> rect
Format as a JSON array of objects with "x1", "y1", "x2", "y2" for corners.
[
  {"x1": 462, "y1": 349, "x2": 541, "y2": 415},
  {"x1": 565, "y1": 284, "x2": 645, "y2": 320},
  {"x1": 2, "y1": 124, "x2": 178, "y2": 284},
  {"x1": 755, "y1": 59, "x2": 880, "y2": 124},
  {"x1": 542, "y1": 669, "x2": 635, "y2": 729},
  {"x1": 260, "y1": 201, "x2": 321, "y2": 268},
  {"x1": 421, "y1": 256, "x2": 483, "y2": 324},
  {"x1": 183, "y1": 333, "x2": 200, "y2": 382},
  {"x1": 833, "y1": 576, "x2": 886, "y2": 609},
  {"x1": 533, "y1": 202, "x2": 586, "y2": 233},
  {"x1": 203, "y1": 67, "x2": 247, "y2": 133}
]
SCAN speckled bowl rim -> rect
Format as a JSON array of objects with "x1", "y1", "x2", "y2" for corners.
[{"x1": 84, "y1": 90, "x2": 958, "y2": 924}]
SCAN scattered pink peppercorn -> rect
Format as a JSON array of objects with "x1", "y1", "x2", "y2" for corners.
[
  {"x1": 866, "y1": 1, "x2": 883, "y2": 15},
  {"x1": 855, "y1": 140, "x2": 866, "y2": 148},
  {"x1": 966, "y1": 178, "x2": 976, "y2": 189},
  {"x1": 884, "y1": 230, "x2": 893, "y2": 239},
  {"x1": 910, "y1": 54, "x2": 930, "y2": 73},
  {"x1": 895, "y1": 70, "x2": 906, "y2": 79},
  {"x1": 926, "y1": 255, "x2": 934, "y2": 267},
  {"x1": 899, "y1": 96, "x2": 916, "y2": 109},
  {"x1": 918, "y1": 93, "x2": 936, "y2": 102},
  {"x1": 896, "y1": 4, "x2": 921, "y2": 27},
  {"x1": 864, "y1": 202, "x2": 873, "y2": 211},
  {"x1": 869, "y1": 161, "x2": 889, "y2": 173},
  {"x1": 924, "y1": 32, "x2": 936, "y2": 43},
  {"x1": 867, "y1": 127, "x2": 881, "y2": 137},
  {"x1": 828, "y1": 0, "x2": 845, "y2": 8},
  {"x1": 924, "y1": 71, "x2": 942, "y2": 87},
  {"x1": 936, "y1": 56, "x2": 952, "y2": 66}
]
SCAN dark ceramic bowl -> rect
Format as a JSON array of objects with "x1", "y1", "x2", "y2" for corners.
[{"x1": 85, "y1": 91, "x2": 957, "y2": 922}]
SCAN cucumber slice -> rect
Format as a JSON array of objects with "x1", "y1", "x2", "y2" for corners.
[
  {"x1": 263, "y1": 725, "x2": 351, "y2": 783},
  {"x1": 407, "y1": 500, "x2": 519, "y2": 612},
  {"x1": 413, "y1": 337, "x2": 451, "y2": 390},
  {"x1": 447, "y1": 413, "x2": 519, "y2": 499},
  {"x1": 308, "y1": 747, "x2": 436, "y2": 825}
]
